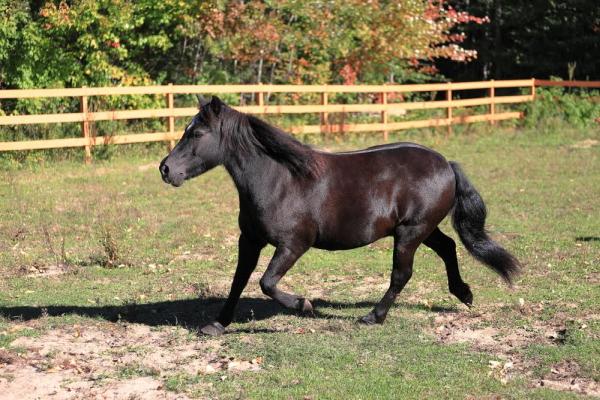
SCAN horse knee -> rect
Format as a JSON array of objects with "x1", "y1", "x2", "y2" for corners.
[{"x1": 259, "y1": 277, "x2": 275, "y2": 296}]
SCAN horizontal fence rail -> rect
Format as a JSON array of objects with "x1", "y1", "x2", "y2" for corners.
[
  {"x1": 0, "y1": 79, "x2": 536, "y2": 162},
  {"x1": 534, "y1": 79, "x2": 600, "y2": 88}
]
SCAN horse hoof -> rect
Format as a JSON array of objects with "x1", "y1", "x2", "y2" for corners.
[
  {"x1": 200, "y1": 321, "x2": 225, "y2": 336},
  {"x1": 451, "y1": 283, "x2": 473, "y2": 308},
  {"x1": 299, "y1": 298, "x2": 314, "y2": 315},
  {"x1": 358, "y1": 313, "x2": 379, "y2": 325}
]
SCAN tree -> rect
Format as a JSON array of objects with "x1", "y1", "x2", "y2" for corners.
[
  {"x1": 0, "y1": 0, "x2": 489, "y2": 89},
  {"x1": 439, "y1": 0, "x2": 600, "y2": 80}
]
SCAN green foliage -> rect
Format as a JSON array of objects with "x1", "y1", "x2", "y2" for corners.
[
  {"x1": 522, "y1": 87, "x2": 600, "y2": 130},
  {"x1": 0, "y1": 0, "x2": 490, "y2": 160},
  {"x1": 0, "y1": 0, "x2": 487, "y2": 90},
  {"x1": 0, "y1": 0, "x2": 179, "y2": 147}
]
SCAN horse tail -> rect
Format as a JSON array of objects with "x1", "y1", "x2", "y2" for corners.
[{"x1": 449, "y1": 161, "x2": 521, "y2": 284}]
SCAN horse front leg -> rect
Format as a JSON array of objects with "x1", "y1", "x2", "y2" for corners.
[
  {"x1": 200, "y1": 234, "x2": 265, "y2": 336},
  {"x1": 259, "y1": 245, "x2": 313, "y2": 314}
]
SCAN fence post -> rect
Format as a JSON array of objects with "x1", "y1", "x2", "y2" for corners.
[
  {"x1": 446, "y1": 83, "x2": 453, "y2": 137},
  {"x1": 80, "y1": 94, "x2": 91, "y2": 164},
  {"x1": 321, "y1": 92, "x2": 329, "y2": 134},
  {"x1": 531, "y1": 78, "x2": 536, "y2": 101},
  {"x1": 257, "y1": 82, "x2": 264, "y2": 107},
  {"x1": 380, "y1": 91, "x2": 388, "y2": 141},
  {"x1": 166, "y1": 83, "x2": 175, "y2": 150},
  {"x1": 489, "y1": 79, "x2": 495, "y2": 125}
]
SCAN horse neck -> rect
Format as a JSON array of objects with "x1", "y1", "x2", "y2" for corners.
[{"x1": 223, "y1": 150, "x2": 285, "y2": 199}]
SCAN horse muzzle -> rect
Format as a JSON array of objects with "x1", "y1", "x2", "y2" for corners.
[{"x1": 159, "y1": 158, "x2": 185, "y2": 187}]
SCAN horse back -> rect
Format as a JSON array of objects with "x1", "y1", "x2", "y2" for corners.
[{"x1": 310, "y1": 143, "x2": 455, "y2": 249}]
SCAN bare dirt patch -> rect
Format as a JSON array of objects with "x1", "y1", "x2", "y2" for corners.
[
  {"x1": 430, "y1": 307, "x2": 600, "y2": 397},
  {"x1": 535, "y1": 360, "x2": 600, "y2": 398},
  {"x1": 431, "y1": 310, "x2": 539, "y2": 354},
  {"x1": 0, "y1": 322, "x2": 262, "y2": 400},
  {"x1": 22, "y1": 262, "x2": 72, "y2": 278},
  {"x1": 570, "y1": 139, "x2": 599, "y2": 149},
  {"x1": 431, "y1": 304, "x2": 595, "y2": 353}
]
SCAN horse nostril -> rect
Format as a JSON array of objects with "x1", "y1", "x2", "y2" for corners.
[{"x1": 160, "y1": 162, "x2": 169, "y2": 177}]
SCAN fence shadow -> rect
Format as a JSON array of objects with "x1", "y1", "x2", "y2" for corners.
[
  {"x1": 0, "y1": 296, "x2": 457, "y2": 332},
  {"x1": 575, "y1": 236, "x2": 600, "y2": 242}
]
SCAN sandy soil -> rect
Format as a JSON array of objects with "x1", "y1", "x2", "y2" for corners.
[{"x1": 0, "y1": 323, "x2": 261, "y2": 400}]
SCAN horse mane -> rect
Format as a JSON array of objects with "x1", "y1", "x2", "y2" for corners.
[{"x1": 213, "y1": 104, "x2": 320, "y2": 178}]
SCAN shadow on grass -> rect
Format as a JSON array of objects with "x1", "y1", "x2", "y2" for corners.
[
  {"x1": 575, "y1": 236, "x2": 600, "y2": 242},
  {"x1": 0, "y1": 297, "x2": 457, "y2": 332}
]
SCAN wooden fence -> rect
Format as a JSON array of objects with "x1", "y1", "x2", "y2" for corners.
[
  {"x1": 534, "y1": 79, "x2": 600, "y2": 88},
  {"x1": 0, "y1": 79, "x2": 536, "y2": 163}
]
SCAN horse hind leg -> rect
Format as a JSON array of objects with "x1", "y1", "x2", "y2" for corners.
[
  {"x1": 359, "y1": 224, "x2": 424, "y2": 325},
  {"x1": 423, "y1": 227, "x2": 473, "y2": 307}
]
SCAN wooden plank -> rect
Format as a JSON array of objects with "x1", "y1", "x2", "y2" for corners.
[
  {"x1": 0, "y1": 132, "x2": 181, "y2": 151},
  {"x1": 0, "y1": 80, "x2": 535, "y2": 99},
  {"x1": 292, "y1": 111, "x2": 522, "y2": 134},
  {"x1": 489, "y1": 80, "x2": 535, "y2": 88},
  {"x1": 0, "y1": 111, "x2": 522, "y2": 152},
  {"x1": 238, "y1": 96, "x2": 532, "y2": 113},
  {"x1": 446, "y1": 85, "x2": 453, "y2": 136},
  {"x1": 0, "y1": 112, "x2": 85, "y2": 125},
  {"x1": 320, "y1": 92, "x2": 329, "y2": 134},
  {"x1": 81, "y1": 95, "x2": 91, "y2": 163},
  {"x1": 96, "y1": 132, "x2": 181, "y2": 145},
  {"x1": 257, "y1": 84, "x2": 264, "y2": 107},
  {"x1": 534, "y1": 79, "x2": 600, "y2": 88},
  {"x1": 166, "y1": 83, "x2": 175, "y2": 150},
  {"x1": 0, "y1": 95, "x2": 532, "y2": 126},
  {"x1": 87, "y1": 108, "x2": 174, "y2": 121},
  {"x1": 489, "y1": 80, "x2": 495, "y2": 126},
  {"x1": 0, "y1": 96, "x2": 532, "y2": 126},
  {"x1": 491, "y1": 95, "x2": 533, "y2": 104},
  {"x1": 0, "y1": 137, "x2": 90, "y2": 151},
  {"x1": 0, "y1": 109, "x2": 181, "y2": 125},
  {"x1": 380, "y1": 91, "x2": 388, "y2": 141},
  {"x1": 0, "y1": 86, "x2": 173, "y2": 99}
]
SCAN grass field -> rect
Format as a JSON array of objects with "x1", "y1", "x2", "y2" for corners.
[{"x1": 0, "y1": 124, "x2": 598, "y2": 399}]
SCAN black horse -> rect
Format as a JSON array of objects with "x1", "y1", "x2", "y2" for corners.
[{"x1": 159, "y1": 96, "x2": 520, "y2": 336}]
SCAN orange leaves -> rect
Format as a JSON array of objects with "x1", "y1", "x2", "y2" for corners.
[
  {"x1": 340, "y1": 64, "x2": 359, "y2": 85},
  {"x1": 187, "y1": 0, "x2": 488, "y2": 83},
  {"x1": 39, "y1": 1, "x2": 72, "y2": 26}
]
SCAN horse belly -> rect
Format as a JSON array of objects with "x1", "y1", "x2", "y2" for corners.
[
  {"x1": 313, "y1": 200, "x2": 399, "y2": 250},
  {"x1": 314, "y1": 220, "x2": 394, "y2": 250}
]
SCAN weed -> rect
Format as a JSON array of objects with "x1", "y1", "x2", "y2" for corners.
[
  {"x1": 41, "y1": 224, "x2": 69, "y2": 269},
  {"x1": 97, "y1": 224, "x2": 124, "y2": 268}
]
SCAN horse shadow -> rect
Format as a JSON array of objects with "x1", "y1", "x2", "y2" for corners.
[{"x1": 0, "y1": 296, "x2": 458, "y2": 333}]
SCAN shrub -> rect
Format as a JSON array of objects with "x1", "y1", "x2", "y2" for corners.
[{"x1": 522, "y1": 86, "x2": 600, "y2": 130}]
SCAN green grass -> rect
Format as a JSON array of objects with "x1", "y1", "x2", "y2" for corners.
[{"x1": 0, "y1": 123, "x2": 598, "y2": 399}]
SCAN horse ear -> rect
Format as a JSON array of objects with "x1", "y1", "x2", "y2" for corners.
[
  {"x1": 209, "y1": 96, "x2": 223, "y2": 116},
  {"x1": 196, "y1": 95, "x2": 210, "y2": 108}
]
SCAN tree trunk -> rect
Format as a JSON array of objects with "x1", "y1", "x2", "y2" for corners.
[{"x1": 257, "y1": 57, "x2": 264, "y2": 84}]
